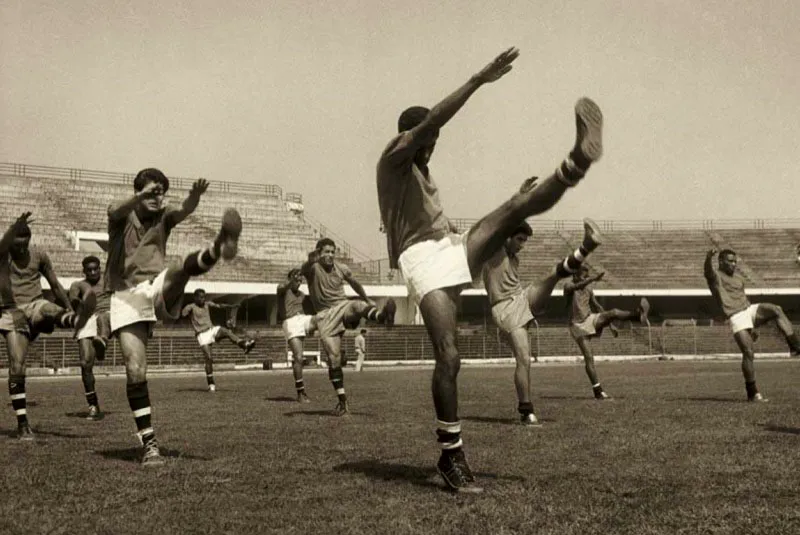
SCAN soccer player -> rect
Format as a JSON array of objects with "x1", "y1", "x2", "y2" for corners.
[
  {"x1": 354, "y1": 329, "x2": 367, "y2": 372},
  {"x1": 704, "y1": 248, "x2": 800, "y2": 401},
  {"x1": 300, "y1": 238, "x2": 396, "y2": 415},
  {"x1": 482, "y1": 219, "x2": 604, "y2": 425},
  {"x1": 181, "y1": 288, "x2": 255, "y2": 392},
  {"x1": 277, "y1": 268, "x2": 315, "y2": 402},
  {"x1": 105, "y1": 169, "x2": 242, "y2": 466},
  {"x1": 377, "y1": 47, "x2": 606, "y2": 492},
  {"x1": 69, "y1": 255, "x2": 112, "y2": 420},
  {"x1": 565, "y1": 265, "x2": 650, "y2": 400},
  {"x1": 1, "y1": 213, "x2": 94, "y2": 439}
]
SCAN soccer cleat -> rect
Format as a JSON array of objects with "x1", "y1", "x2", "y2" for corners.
[
  {"x1": 218, "y1": 208, "x2": 242, "y2": 261},
  {"x1": 86, "y1": 405, "x2": 104, "y2": 421},
  {"x1": 436, "y1": 451, "x2": 483, "y2": 493},
  {"x1": 73, "y1": 291, "x2": 97, "y2": 334},
  {"x1": 791, "y1": 349, "x2": 800, "y2": 358},
  {"x1": 92, "y1": 337, "x2": 107, "y2": 362},
  {"x1": 582, "y1": 217, "x2": 604, "y2": 249},
  {"x1": 520, "y1": 413, "x2": 543, "y2": 427},
  {"x1": 17, "y1": 424, "x2": 35, "y2": 441},
  {"x1": 382, "y1": 298, "x2": 397, "y2": 327},
  {"x1": 573, "y1": 97, "x2": 603, "y2": 167},
  {"x1": 242, "y1": 339, "x2": 256, "y2": 355},
  {"x1": 334, "y1": 401, "x2": 350, "y2": 416},
  {"x1": 748, "y1": 393, "x2": 769, "y2": 403},
  {"x1": 208, "y1": 384, "x2": 216, "y2": 393},
  {"x1": 595, "y1": 390, "x2": 611, "y2": 400},
  {"x1": 141, "y1": 439, "x2": 166, "y2": 467},
  {"x1": 638, "y1": 297, "x2": 651, "y2": 326},
  {"x1": 297, "y1": 392, "x2": 311, "y2": 403}
]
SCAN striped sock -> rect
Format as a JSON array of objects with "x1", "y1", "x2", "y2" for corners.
[
  {"x1": 9, "y1": 375, "x2": 27, "y2": 426},
  {"x1": 555, "y1": 156, "x2": 586, "y2": 187},
  {"x1": 328, "y1": 367, "x2": 346, "y2": 403},
  {"x1": 295, "y1": 379, "x2": 305, "y2": 396},
  {"x1": 436, "y1": 420, "x2": 463, "y2": 452},
  {"x1": 127, "y1": 382, "x2": 154, "y2": 444},
  {"x1": 183, "y1": 245, "x2": 220, "y2": 276},
  {"x1": 55, "y1": 311, "x2": 78, "y2": 328},
  {"x1": 556, "y1": 245, "x2": 590, "y2": 278},
  {"x1": 517, "y1": 401, "x2": 534, "y2": 416},
  {"x1": 745, "y1": 381, "x2": 758, "y2": 398},
  {"x1": 85, "y1": 390, "x2": 99, "y2": 408},
  {"x1": 366, "y1": 307, "x2": 380, "y2": 321}
]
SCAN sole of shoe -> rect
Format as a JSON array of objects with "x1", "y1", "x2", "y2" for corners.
[
  {"x1": 575, "y1": 97, "x2": 603, "y2": 164},
  {"x1": 583, "y1": 217, "x2": 604, "y2": 248},
  {"x1": 219, "y1": 208, "x2": 242, "y2": 261}
]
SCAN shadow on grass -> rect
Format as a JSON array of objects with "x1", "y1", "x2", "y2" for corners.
[
  {"x1": 334, "y1": 459, "x2": 525, "y2": 490},
  {"x1": 2, "y1": 428, "x2": 91, "y2": 440},
  {"x1": 685, "y1": 396, "x2": 740, "y2": 403},
  {"x1": 176, "y1": 388, "x2": 214, "y2": 393},
  {"x1": 266, "y1": 396, "x2": 297, "y2": 403},
  {"x1": 284, "y1": 410, "x2": 373, "y2": 418},
  {"x1": 763, "y1": 424, "x2": 800, "y2": 435},
  {"x1": 65, "y1": 411, "x2": 111, "y2": 419},
  {"x1": 96, "y1": 447, "x2": 212, "y2": 463},
  {"x1": 539, "y1": 395, "x2": 606, "y2": 401},
  {"x1": 461, "y1": 415, "x2": 556, "y2": 425}
]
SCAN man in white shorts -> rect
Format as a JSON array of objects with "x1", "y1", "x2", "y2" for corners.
[
  {"x1": 69, "y1": 255, "x2": 112, "y2": 421},
  {"x1": 105, "y1": 168, "x2": 242, "y2": 466},
  {"x1": 377, "y1": 46, "x2": 608, "y2": 492},
  {"x1": 181, "y1": 289, "x2": 255, "y2": 392},
  {"x1": 354, "y1": 329, "x2": 367, "y2": 372},
  {"x1": 704, "y1": 248, "x2": 800, "y2": 402},
  {"x1": 277, "y1": 269, "x2": 315, "y2": 402},
  {"x1": 483, "y1": 219, "x2": 605, "y2": 425},
  {"x1": 565, "y1": 265, "x2": 650, "y2": 400}
]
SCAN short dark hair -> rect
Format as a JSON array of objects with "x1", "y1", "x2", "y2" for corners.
[
  {"x1": 133, "y1": 168, "x2": 170, "y2": 193},
  {"x1": 360, "y1": 329, "x2": 367, "y2": 334},
  {"x1": 194, "y1": 288, "x2": 206, "y2": 296},
  {"x1": 15, "y1": 222, "x2": 31, "y2": 238},
  {"x1": 719, "y1": 249, "x2": 736, "y2": 259},
  {"x1": 81, "y1": 255, "x2": 101, "y2": 268},
  {"x1": 398, "y1": 106, "x2": 430, "y2": 133},
  {"x1": 316, "y1": 237, "x2": 336, "y2": 251},
  {"x1": 512, "y1": 221, "x2": 533, "y2": 237}
]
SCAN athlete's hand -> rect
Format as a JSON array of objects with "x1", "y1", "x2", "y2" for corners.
[
  {"x1": 12, "y1": 212, "x2": 33, "y2": 232},
  {"x1": 707, "y1": 248, "x2": 718, "y2": 257},
  {"x1": 190, "y1": 179, "x2": 210, "y2": 197},
  {"x1": 594, "y1": 271, "x2": 606, "y2": 281},
  {"x1": 473, "y1": 47, "x2": 520, "y2": 84}
]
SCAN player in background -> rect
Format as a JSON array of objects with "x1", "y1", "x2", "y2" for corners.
[
  {"x1": 704, "y1": 248, "x2": 800, "y2": 401},
  {"x1": 354, "y1": 329, "x2": 367, "y2": 372},
  {"x1": 565, "y1": 265, "x2": 650, "y2": 399},
  {"x1": 277, "y1": 268, "x2": 315, "y2": 402},
  {"x1": 69, "y1": 255, "x2": 112, "y2": 420},
  {"x1": 181, "y1": 288, "x2": 255, "y2": 392}
]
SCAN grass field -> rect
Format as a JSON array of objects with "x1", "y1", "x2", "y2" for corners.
[{"x1": 2, "y1": 360, "x2": 799, "y2": 535}]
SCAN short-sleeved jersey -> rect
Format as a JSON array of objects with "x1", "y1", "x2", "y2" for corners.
[
  {"x1": 482, "y1": 248, "x2": 522, "y2": 306},
  {"x1": 277, "y1": 286, "x2": 306, "y2": 322},
  {"x1": 303, "y1": 261, "x2": 351, "y2": 312},
  {"x1": 69, "y1": 276, "x2": 111, "y2": 312},
  {"x1": 182, "y1": 302, "x2": 215, "y2": 334},
  {"x1": 10, "y1": 247, "x2": 50, "y2": 304},
  {"x1": 705, "y1": 269, "x2": 749, "y2": 318},
  {"x1": 566, "y1": 285, "x2": 593, "y2": 324},
  {"x1": 377, "y1": 133, "x2": 452, "y2": 269},
  {"x1": 0, "y1": 251, "x2": 14, "y2": 308},
  {"x1": 354, "y1": 334, "x2": 366, "y2": 353},
  {"x1": 105, "y1": 205, "x2": 178, "y2": 292}
]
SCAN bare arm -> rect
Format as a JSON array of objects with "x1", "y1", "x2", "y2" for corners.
[
  {"x1": 165, "y1": 179, "x2": 209, "y2": 227},
  {"x1": 385, "y1": 47, "x2": 520, "y2": 165},
  {"x1": 207, "y1": 301, "x2": 236, "y2": 310},
  {"x1": 68, "y1": 282, "x2": 84, "y2": 310},
  {"x1": 342, "y1": 266, "x2": 373, "y2": 305},
  {"x1": 0, "y1": 212, "x2": 33, "y2": 255},
  {"x1": 40, "y1": 254, "x2": 71, "y2": 310},
  {"x1": 704, "y1": 249, "x2": 718, "y2": 284},
  {"x1": 300, "y1": 250, "x2": 319, "y2": 278},
  {"x1": 181, "y1": 304, "x2": 194, "y2": 318},
  {"x1": 108, "y1": 182, "x2": 162, "y2": 223},
  {"x1": 589, "y1": 293, "x2": 605, "y2": 313}
]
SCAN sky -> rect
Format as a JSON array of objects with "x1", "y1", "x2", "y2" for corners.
[{"x1": 1, "y1": 0, "x2": 798, "y2": 259}]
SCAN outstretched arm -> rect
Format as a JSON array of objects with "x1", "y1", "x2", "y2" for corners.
[
  {"x1": 108, "y1": 182, "x2": 162, "y2": 223},
  {"x1": 704, "y1": 249, "x2": 718, "y2": 284},
  {"x1": 563, "y1": 272, "x2": 605, "y2": 295},
  {"x1": 0, "y1": 212, "x2": 33, "y2": 255},
  {"x1": 181, "y1": 304, "x2": 194, "y2": 318},
  {"x1": 385, "y1": 47, "x2": 520, "y2": 165},
  {"x1": 165, "y1": 179, "x2": 209, "y2": 227},
  {"x1": 40, "y1": 253, "x2": 71, "y2": 310},
  {"x1": 207, "y1": 301, "x2": 237, "y2": 310}
]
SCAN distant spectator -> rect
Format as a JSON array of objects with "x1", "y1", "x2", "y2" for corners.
[
  {"x1": 796, "y1": 245, "x2": 800, "y2": 265},
  {"x1": 354, "y1": 329, "x2": 367, "y2": 372}
]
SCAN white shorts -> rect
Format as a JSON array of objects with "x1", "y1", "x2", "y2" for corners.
[
  {"x1": 729, "y1": 304, "x2": 760, "y2": 334},
  {"x1": 491, "y1": 291, "x2": 534, "y2": 333},
  {"x1": 109, "y1": 270, "x2": 181, "y2": 332},
  {"x1": 570, "y1": 313, "x2": 600, "y2": 339},
  {"x1": 197, "y1": 326, "x2": 221, "y2": 346},
  {"x1": 76, "y1": 314, "x2": 98, "y2": 340},
  {"x1": 398, "y1": 232, "x2": 473, "y2": 305},
  {"x1": 282, "y1": 315, "x2": 314, "y2": 341}
]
